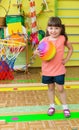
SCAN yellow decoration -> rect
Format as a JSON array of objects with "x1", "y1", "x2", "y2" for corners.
[{"x1": 7, "y1": 22, "x2": 22, "y2": 35}]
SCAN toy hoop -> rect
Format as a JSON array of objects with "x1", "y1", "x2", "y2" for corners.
[
  {"x1": 0, "y1": 39, "x2": 26, "y2": 46},
  {"x1": 0, "y1": 39, "x2": 26, "y2": 70}
]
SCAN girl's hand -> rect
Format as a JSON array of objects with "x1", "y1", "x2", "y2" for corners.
[
  {"x1": 62, "y1": 58, "x2": 68, "y2": 64},
  {"x1": 33, "y1": 49, "x2": 40, "y2": 56}
]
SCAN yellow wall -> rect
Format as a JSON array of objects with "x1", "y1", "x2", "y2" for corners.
[
  {"x1": 0, "y1": 0, "x2": 19, "y2": 16},
  {"x1": 0, "y1": 0, "x2": 79, "y2": 67},
  {"x1": 55, "y1": 0, "x2": 79, "y2": 66}
]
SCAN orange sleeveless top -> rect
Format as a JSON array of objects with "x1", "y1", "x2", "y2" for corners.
[{"x1": 42, "y1": 35, "x2": 67, "y2": 76}]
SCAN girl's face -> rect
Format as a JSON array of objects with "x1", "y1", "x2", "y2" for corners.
[{"x1": 47, "y1": 26, "x2": 62, "y2": 38}]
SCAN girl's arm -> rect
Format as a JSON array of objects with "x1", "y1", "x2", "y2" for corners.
[
  {"x1": 63, "y1": 42, "x2": 73, "y2": 64},
  {"x1": 33, "y1": 48, "x2": 40, "y2": 56}
]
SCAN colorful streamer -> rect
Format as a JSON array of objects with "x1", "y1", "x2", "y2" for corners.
[{"x1": 29, "y1": 0, "x2": 38, "y2": 33}]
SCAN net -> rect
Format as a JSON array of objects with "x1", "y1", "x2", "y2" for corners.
[{"x1": 0, "y1": 39, "x2": 26, "y2": 80}]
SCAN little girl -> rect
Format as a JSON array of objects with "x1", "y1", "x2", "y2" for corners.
[{"x1": 34, "y1": 17, "x2": 73, "y2": 117}]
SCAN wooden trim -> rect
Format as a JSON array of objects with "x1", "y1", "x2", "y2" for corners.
[
  {"x1": 70, "y1": 42, "x2": 79, "y2": 44},
  {"x1": 66, "y1": 25, "x2": 79, "y2": 27}
]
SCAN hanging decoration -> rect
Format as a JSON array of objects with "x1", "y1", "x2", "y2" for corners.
[
  {"x1": 42, "y1": 0, "x2": 48, "y2": 11},
  {"x1": 26, "y1": 0, "x2": 46, "y2": 48},
  {"x1": 20, "y1": 0, "x2": 47, "y2": 18},
  {"x1": 16, "y1": 0, "x2": 22, "y2": 14},
  {"x1": 28, "y1": 29, "x2": 45, "y2": 47},
  {"x1": 16, "y1": 0, "x2": 47, "y2": 34},
  {"x1": 29, "y1": 0, "x2": 38, "y2": 34},
  {"x1": 27, "y1": 0, "x2": 38, "y2": 49}
]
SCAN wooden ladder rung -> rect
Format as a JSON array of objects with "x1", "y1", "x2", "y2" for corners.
[
  {"x1": 66, "y1": 25, "x2": 79, "y2": 27},
  {"x1": 70, "y1": 42, "x2": 79, "y2": 44}
]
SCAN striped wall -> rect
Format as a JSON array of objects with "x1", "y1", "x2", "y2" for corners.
[{"x1": 55, "y1": 0, "x2": 79, "y2": 66}]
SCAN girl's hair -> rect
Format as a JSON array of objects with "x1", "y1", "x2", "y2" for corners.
[{"x1": 46, "y1": 17, "x2": 68, "y2": 41}]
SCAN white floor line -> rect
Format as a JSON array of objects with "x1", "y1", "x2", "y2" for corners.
[
  {"x1": 0, "y1": 83, "x2": 45, "y2": 87},
  {"x1": 0, "y1": 104, "x2": 79, "y2": 114},
  {"x1": 0, "y1": 82, "x2": 79, "y2": 87}
]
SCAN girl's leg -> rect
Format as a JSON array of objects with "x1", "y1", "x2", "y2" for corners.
[
  {"x1": 56, "y1": 84, "x2": 70, "y2": 117},
  {"x1": 47, "y1": 83, "x2": 55, "y2": 115},
  {"x1": 48, "y1": 83, "x2": 55, "y2": 105},
  {"x1": 56, "y1": 84, "x2": 67, "y2": 104}
]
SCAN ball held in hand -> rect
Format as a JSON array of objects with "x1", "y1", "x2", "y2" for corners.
[{"x1": 38, "y1": 40, "x2": 56, "y2": 61}]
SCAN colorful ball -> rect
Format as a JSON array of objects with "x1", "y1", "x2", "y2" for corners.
[{"x1": 38, "y1": 40, "x2": 56, "y2": 61}]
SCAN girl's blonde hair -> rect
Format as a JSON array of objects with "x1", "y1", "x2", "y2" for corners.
[{"x1": 46, "y1": 17, "x2": 68, "y2": 41}]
